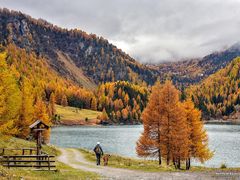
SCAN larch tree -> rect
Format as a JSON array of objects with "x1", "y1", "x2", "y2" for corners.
[
  {"x1": 158, "y1": 81, "x2": 189, "y2": 167},
  {"x1": 121, "y1": 108, "x2": 129, "y2": 121},
  {"x1": 91, "y1": 97, "x2": 97, "y2": 111},
  {"x1": 100, "y1": 108, "x2": 109, "y2": 121},
  {"x1": 48, "y1": 92, "x2": 56, "y2": 118},
  {"x1": 136, "y1": 81, "x2": 163, "y2": 165},
  {"x1": 136, "y1": 80, "x2": 211, "y2": 169},
  {"x1": 34, "y1": 97, "x2": 51, "y2": 143},
  {"x1": 0, "y1": 52, "x2": 21, "y2": 136},
  {"x1": 124, "y1": 93, "x2": 130, "y2": 106},
  {"x1": 183, "y1": 99, "x2": 213, "y2": 169},
  {"x1": 18, "y1": 77, "x2": 34, "y2": 139},
  {"x1": 61, "y1": 94, "x2": 68, "y2": 107}
]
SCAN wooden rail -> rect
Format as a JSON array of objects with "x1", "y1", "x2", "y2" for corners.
[
  {"x1": 0, "y1": 148, "x2": 37, "y2": 156},
  {"x1": 0, "y1": 149, "x2": 56, "y2": 171}
]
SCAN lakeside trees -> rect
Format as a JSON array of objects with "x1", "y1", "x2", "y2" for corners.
[
  {"x1": 96, "y1": 81, "x2": 148, "y2": 124},
  {"x1": 0, "y1": 44, "x2": 94, "y2": 141},
  {"x1": 136, "y1": 81, "x2": 212, "y2": 169}
]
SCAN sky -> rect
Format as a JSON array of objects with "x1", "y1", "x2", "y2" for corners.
[{"x1": 0, "y1": 0, "x2": 240, "y2": 63}]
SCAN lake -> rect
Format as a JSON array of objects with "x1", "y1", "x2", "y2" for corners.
[{"x1": 50, "y1": 124, "x2": 240, "y2": 168}]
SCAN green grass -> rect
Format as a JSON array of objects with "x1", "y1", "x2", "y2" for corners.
[
  {"x1": 79, "y1": 149, "x2": 240, "y2": 173},
  {"x1": 0, "y1": 136, "x2": 100, "y2": 179},
  {"x1": 0, "y1": 136, "x2": 59, "y2": 156},
  {"x1": 79, "y1": 149, "x2": 179, "y2": 172},
  {"x1": 0, "y1": 162, "x2": 100, "y2": 180},
  {"x1": 56, "y1": 105, "x2": 102, "y2": 121}
]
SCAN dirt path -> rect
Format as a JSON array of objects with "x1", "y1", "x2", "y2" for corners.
[{"x1": 58, "y1": 148, "x2": 240, "y2": 180}]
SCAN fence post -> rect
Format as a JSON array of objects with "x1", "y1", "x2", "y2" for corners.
[
  {"x1": 48, "y1": 155, "x2": 50, "y2": 170},
  {"x1": 13, "y1": 157, "x2": 16, "y2": 165},
  {"x1": 7, "y1": 156, "x2": 10, "y2": 169}
]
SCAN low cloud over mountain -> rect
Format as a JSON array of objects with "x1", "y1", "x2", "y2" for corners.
[{"x1": 1, "y1": 0, "x2": 240, "y2": 62}]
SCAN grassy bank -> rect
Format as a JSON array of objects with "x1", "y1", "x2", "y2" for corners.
[
  {"x1": 0, "y1": 162, "x2": 100, "y2": 180},
  {"x1": 79, "y1": 149, "x2": 240, "y2": 173},
  {"x1": 56, "y1": 105, "x2": 102, "y2": 125},
  {"x1": 0, "y1": 136, "x2": 100, "y2": 179},
  {"x1": 0, "y1": 136, "x2": 59, "y2": 156}
]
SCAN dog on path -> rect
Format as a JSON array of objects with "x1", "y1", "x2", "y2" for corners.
[{"x1": 103, "y1": 154, "x2": 111, "y2": 166}]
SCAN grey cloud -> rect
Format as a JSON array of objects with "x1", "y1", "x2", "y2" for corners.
[{"x1": 1, "y1": 0, "x2": 240, "y2": 62}]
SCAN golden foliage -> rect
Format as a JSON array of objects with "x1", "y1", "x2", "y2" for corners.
[{"x1": 136, "y1": 81, "x2": 212, "y2": 169}]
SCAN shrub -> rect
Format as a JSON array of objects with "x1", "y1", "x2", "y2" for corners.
[{"x1": 220, "y1": 163, "x2": 227, "y2": 169}]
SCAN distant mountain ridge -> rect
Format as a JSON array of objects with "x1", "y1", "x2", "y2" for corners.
[
  {"x1": 154, "y1": 43, "x2": 240, "y2": 86},
  {"x1": 0, "y1": 8, "x2": 240, "y2": 88},
  {"x1": 0, "y1": 8, "x2": 158, "y2": 89},
  {"x1": 187, "y1": 57, "x2": 240, "y2": 120}
]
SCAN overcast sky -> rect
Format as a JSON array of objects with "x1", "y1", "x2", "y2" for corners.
[{"x1": 1, "y1": 0, "x2": 240, "y2": 63}]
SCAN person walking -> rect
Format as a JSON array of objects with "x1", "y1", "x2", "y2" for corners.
[{"x1": 93, "y1": 142, "x2": 104, "y2": 165}]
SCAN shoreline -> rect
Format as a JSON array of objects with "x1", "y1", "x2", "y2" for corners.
[
  {"x1": 204, "y1": 120, "x2": 240, "y2": 125},
  {"x1": 54, "y1": 120, "x2": 240, "y2": 127}
]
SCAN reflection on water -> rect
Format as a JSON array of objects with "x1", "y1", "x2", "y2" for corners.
[{"x1": 50, "y1": 124, "x2": 240, "y2": 167}]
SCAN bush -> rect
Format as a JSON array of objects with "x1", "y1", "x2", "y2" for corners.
[{"x1": 220, "y1": 163, "x2": 227, "y2": 169}]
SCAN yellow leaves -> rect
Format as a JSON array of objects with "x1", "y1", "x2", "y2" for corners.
[
  {"x1": 0, "y1": 86, "x2": 6, "y2": 116},
  {"x1": 182, "y1": 99, "x2": 213, "y2": 163},
  {"x1": 17, "y1": 77, "x2": 35, "y2": 138},
  {"x1": 121, "y1": 108, "x2": 128, "y2": 120},
  {"x1": 0, "y1": 119, "x2": 18, "y2": 136},
  {"x1": 0, "y1": 52, "x2": 8, "y2": 74},
  {"x1": 137, "y1": 80, "x2": 212, "y2": 167},
  {"x1": 187, "y1": 57, "x2": 240, "y2": 118},
  {"x1": 90, "y1": 97, "x2": 97, "y2": 111},
  {"x1": 34, "y1": 97, "x2": 51, "y2": 143},
  {"x1": 61, "y1": 95, "x2": 68, "y2": 107},
  {"x1": 100, "y1": 108, "x2": 109, "y2": 121}
]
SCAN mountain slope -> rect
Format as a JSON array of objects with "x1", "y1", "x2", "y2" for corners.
[
  {"x1": 155, "y1": 44, "x2": 240, "y2": 87},
  {"x1": 187, "y1": 57, "x2": 240, "y2": 119},
  {"x1": 1, "y1": 8, "x2": 240, "y2": 90},
  {"x1": 0, "y1": 8, "x2": 158, "y2": 88},
  {"x1": 1, "y1": 44, "x2": 95, "y2": 110}
]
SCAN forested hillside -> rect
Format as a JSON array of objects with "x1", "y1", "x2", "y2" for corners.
[
  {"x1": 154, "y1": 44, "x2": 240, "y2": 87},
  {"x1": 187, "y1": 57, "x2": 240, "y2": 119},
  {"x1": 0, "y1": 44, "x2": 96, "y2": 140},
  {"x1": 1, "y1": 8, "x2": 239, "y2": 89},
  {"x1": 1, "y1": 8, "x2": 240, "y2": 125},
  {"x1": 96, "y1": 81, "x2": 149, "y2": 124},
  {"x1": 0, "y1": 8, "x2": 158, "y2": 87}
]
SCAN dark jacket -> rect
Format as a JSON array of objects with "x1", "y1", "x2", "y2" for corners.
[{"x1": 93, "y1": 144, "x2": 104, "y2": 155}]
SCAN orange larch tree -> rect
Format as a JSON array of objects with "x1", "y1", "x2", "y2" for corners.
[
  {"x1": 61, "y1": 94, "x2": 68, "y2": 107},
  {"x1": 158, "y1": 81, "x2": 189, "y2": 167},
  {"x1": 48, "y1": 92, "x2": 56, "y2": 118},
  {"x1": 136, "y1": 80, "x2": 212, "y2": 169},
  {"x1": 18, "y1": 77, "x2": 34, "y2": 139},
  {"x1": 136, "y1": 81, "x2": 163, "y2": 165},
  {"x1": 183, "y1": 99, "x2": 213, "y2": 169},
  {"x1": 34, "y1": 97, "x2": 51, "y2": 143}
]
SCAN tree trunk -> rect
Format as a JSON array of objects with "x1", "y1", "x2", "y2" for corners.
[
  {"x1": 158, "y1": 149, "x2": 162, "y2": 165},
  {"x1": 186, "y1": 159, "x2": 188, "y2": 170},
  {"x1": 188, "y1": 158, "x2": 191, "y2": 170},
  {"x1": 166, "y1": 153, "x2": 170, "y2": 166},
  {"x1": 177, "y1": 157, "x2": 181, "y2": 169},
  {"x1": 173, "y1": 157, "x2": 177, "y2": 169},
  {"x1": 189, "y1": 158, "x2": 191, "y2": 169},
  {"x1": 186, "y1": 158, "x2": 191, "y2": 170}
]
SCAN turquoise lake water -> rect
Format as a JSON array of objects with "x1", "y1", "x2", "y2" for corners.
[{"x1": 50, "y1": 124, "x2": 240, "y2": 167}]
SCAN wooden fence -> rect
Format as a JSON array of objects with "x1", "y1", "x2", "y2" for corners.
[{"x1": 0, "y1": 148, "x2": 56, "y2": 171}]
